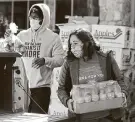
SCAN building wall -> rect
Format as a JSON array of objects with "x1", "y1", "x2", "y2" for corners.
[
  {"x1": 99, "y1": 0, "x2": 131, "y2": 26},
  {"x1": 0, "y1": 0, "x2": 133, "y2": 29},
  {"x1": 45, "y1": 0, "x2": 55, "y2": 30},
  {"x1": 87, "y1": 0, "x2": 99, "y2": 16},
  {"x1": 48, "y1": 0, "x2": 133, "y2": 27},
  {"x1": 0, "y1": 0, "x2": 45, "y2": 30}
]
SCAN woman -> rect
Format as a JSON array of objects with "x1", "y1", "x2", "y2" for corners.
[{"x1": 57, "y1": 29, "x2": 128, "y2": 122}]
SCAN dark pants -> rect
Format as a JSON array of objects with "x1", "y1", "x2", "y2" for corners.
[{"x1": 28, "y1": 87, "x2": 51, "y2": 114}]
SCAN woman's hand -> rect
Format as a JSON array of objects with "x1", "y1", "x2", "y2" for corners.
[{"x1": 67, "y1": 99, "x2": 74, "y2": 113}]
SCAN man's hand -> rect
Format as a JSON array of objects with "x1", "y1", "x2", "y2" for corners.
[
  {"x1": 67, "y1": 99, "x2": 74, "y2": 113},
  {"x1": 32, "y1": 58, "x2": 45, "y2": 69}
]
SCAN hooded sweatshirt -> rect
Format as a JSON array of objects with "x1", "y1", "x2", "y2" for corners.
[{"x1": 17, "y1": 3, "x2": 64, "y2": 88}]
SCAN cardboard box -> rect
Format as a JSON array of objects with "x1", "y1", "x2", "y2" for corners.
[
  {"x1": 130, "y1": 28, "x2": 135, "y2": 49},
  {"x1": 57, "y1": 21, "x2": 90, "y2": 51},
  {"x1": 74, "y1": 97, "x2": 123, "y2": 114},
  {"x1": 68, "y1": 16, "x2": 99, "y2": 25},
  {"x1": 91, "y1": 25, "x2": 130, "y2": 48},
  {"x1": 49, "y1": 67, "x2": 68, "y2": 117},
  {"x1": 129, "y1": 49, "x2": 135, "y2": 66},
  {"x1": 72, "y1": 81, "x2": 125, "y2": 114},
  {"x1": 49, "y1": 98, "x2": 68, "y2": 117},
  {"x1": 51, "y1": 67, "x2": 61, "y2": 99}
]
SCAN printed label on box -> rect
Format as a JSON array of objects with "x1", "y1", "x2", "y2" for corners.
[{"x1": 92, "y1": 25, "x2": 130, "y2": 48}]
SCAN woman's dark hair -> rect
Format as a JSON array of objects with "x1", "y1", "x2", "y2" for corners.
[
  {"x1": 67, "y1": 28, "x2": 100, "y2": 61},
  {"x1": 30, "y1": 6, "x2": 43, "y2": 20},
  {"x1": 29, "y1": 6, "x2": 43, "y2": 25}
]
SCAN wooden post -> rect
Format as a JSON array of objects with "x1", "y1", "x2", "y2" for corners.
[
  {"x1": 131, "y1": 0, "x2": 135, "y2": 27},
  {"x1": 27, "y1": 0, "x2": 30, "y2": 29},
  {"x1": 71, "y1": 0, "x2": 74, "y2": 16},
  {"x1": 11, "y1": 0, "x2": 14, "y2": 22},
  {"x1": 53, "y1": 0, "x2": 56, "y2": 30},
  {"x1": 44, "y1": 0, "x2": 46, "y2": 3}
]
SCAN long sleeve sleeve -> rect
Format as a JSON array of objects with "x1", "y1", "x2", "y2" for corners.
[
  {"x1": 44, "y1": 36, "x2": 64, "y2": 68},
  {"x1": 57, "y1": 60, "x2": 72, "y2": 108},
  {"x1": 111, "y1": 54, "x2": 128, "y2": 97}
]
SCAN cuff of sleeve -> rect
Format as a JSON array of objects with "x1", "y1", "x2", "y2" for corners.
[
  {"x1": 65, "y1": 97, "x2": 71, "y2": 108},
  {"x1": 44, "y1": 57, "x2": 51, "y2": 68}
]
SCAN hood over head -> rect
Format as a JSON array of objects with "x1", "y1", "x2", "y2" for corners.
[{"x1": 29, "y1": 3, "x2": 50, "y2": 31}]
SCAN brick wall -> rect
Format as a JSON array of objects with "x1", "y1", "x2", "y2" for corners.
[
  {"x1": 99, "y1": 0, "x2": 131, "y2": 26},
  {"x1": 45, "y1": 0, "x2": 132, "y2": 28},
  {"x1": 45, "y1": 0, "x2": 55, "y2": 30}
]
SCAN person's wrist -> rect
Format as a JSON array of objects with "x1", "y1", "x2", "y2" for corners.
[
  {"x1": 42, "y1": 58, "x2": 45, "y2": 65},
  {"x1": 67, "y1": 99, "x2": 71, "y2": 107},
  {"x1": 122, "y1": 91, "x2": 127, "y2": 98}
]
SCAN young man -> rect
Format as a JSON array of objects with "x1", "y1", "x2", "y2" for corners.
[{"x1": 17, "y1": 4, "x2": 64, "y2": 114}]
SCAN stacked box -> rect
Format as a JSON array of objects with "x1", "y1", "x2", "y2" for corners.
[
  {"x1": 130, "y1": 28, "x2": 135, "y2": 49},
  {"x1": 49, "y1": 67, "x2": 68, "y2": 117},
  {"x1": 51, "y1": 67, "x2": 61, "y2": 99},
  {"x1": 91, "y1": 24, "x2": 131, "y2": 48},
  {"x1": 92, "y1": 25, "x2": 135, "y2": 70},
  {"x1": 49, "y1": 98, "x2": 68, "y2": 117},
  {"x1": 57, "y1": 21, "x2": 90, "y2": 51}
]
